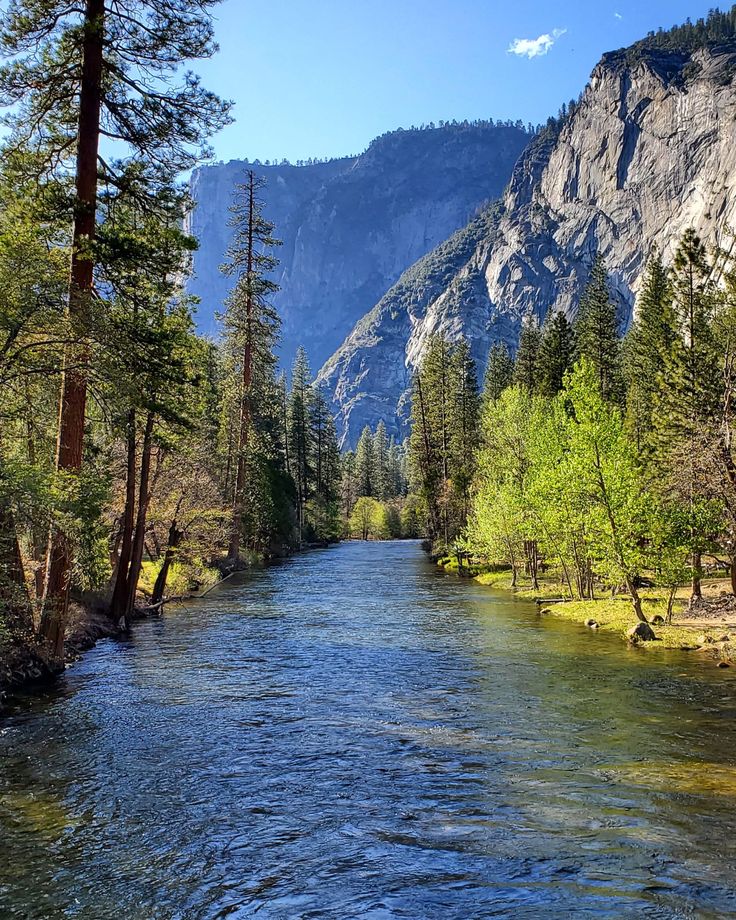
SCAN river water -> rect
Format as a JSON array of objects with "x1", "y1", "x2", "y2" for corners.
[{"x1": 2, "y1": 541, "x2": 736, "y2": 918}]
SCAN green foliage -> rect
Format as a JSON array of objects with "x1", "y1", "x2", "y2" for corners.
[
  {"x1": 573, "y1": 254, "x2": 623, "y2": 403},
  {"x1": 538, "y1": 310, "x2": 575, "y2": 396},
  {"x1": 408, "y1": 333, "x2": 480, "y2": 550},
  {"x1": 513, "y1": 317, "x2": 542, "y2": 393},
  {"x1": 482, "y1": 340, "x2": 514, "y2": 404}
]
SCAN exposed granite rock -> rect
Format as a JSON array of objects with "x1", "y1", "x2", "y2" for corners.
[
  {"x1": 186, "y1": 124, "x2": 531, "y2": 369},
  {"x1": 319, "y1": 45, "x2": 736, "y2": 446}
]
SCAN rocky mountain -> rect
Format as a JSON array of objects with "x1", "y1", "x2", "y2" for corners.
[
  {"x1": 186, "y1": 123, "x2": 532, "y2": 369},
  {"x1": 320, "y1": 35, "x2": 736, "y2": 446}
]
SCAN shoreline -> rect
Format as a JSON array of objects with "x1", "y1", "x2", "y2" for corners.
[{"x1": 439, "y1": 559, "x2": 736, "y2": 669}]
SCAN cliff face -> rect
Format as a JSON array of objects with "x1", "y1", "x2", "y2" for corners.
[
  {"x1": 186, "y1": 124, "x2": 531, "y2": 369},
  {"x1": 320, "y1": 45, "x2": 736, "y2": 447}
]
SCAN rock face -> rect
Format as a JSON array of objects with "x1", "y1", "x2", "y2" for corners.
[
  {"x1": 186, "y1": 124, "x2": 531, "y2": 369},
  {"x1": 319, "y1": 43, "x2": 736, "y2": 446}
]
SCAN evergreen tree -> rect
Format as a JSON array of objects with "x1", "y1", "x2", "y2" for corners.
[
  {"x1": 574, "y1": 254, "x2": 623, "y2": 402},
  {"x1": 287, "y1": 347, "x2": 314, "y2": 541},
  {"x1": 482, "y1": 340, "x2": 514, "y2": 404},
  {"x1": 220, "y1": 171, "x2": 281, "y2": 560},
  {"x1": 355, "y1": 426, "x2": 375, "y2": 498},
  {"x1": 623, "y1": 250, "x2": 677, "y2": 455},
  {"x1": 652, "y1": 229, "x2": 722, "y2": 599},
  {"x1": 513, "y1": 317, "x2": 542, "y2": 393},
  {"x1": 372, "y1": 421, "x2": 390, "y2": 500},
  {"x1": 0, "y1": 0, "x2": 231, "y2": 658},
  {"x1": 538, "y1": 310, "x2": 575, "y2": 396},
  {"x1": 449, "y1": 338, "x2": 480, "y2": 521}
]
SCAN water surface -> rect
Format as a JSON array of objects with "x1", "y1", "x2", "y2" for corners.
[{"x1": 2, "y1": 540, "x2": 736, "y2": 918}]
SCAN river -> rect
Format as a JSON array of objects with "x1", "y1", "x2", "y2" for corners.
[{"x1": 2, "y1": 540, "x2": 736, "y2": 918}]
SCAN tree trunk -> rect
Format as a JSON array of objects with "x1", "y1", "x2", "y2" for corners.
[
  {"x1": 625, "y1": 576, "x2": 648, "y2": 623},
  {"x1": 691, "y1": 551, "x2": 703, "y2": 600},
  {"x1": 124, "y1": 412, "x2": 155, "y2": 625},
  {"x1": 39, "y1": 0, "x2": 105, "y2": 660},
  {"x1": 110, "y1": 409, "x2": 136, "y2": 622},
  {"x1": 151, "y1": 519, "x2": 182, "y2": 606},
  {"x1": 0, "y1": 503, "x2": 34, "y2": 639}
]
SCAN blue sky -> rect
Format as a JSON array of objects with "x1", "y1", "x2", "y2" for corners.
[{"x1": 198, "y1": 0, "x2": 718, "y2": 163}]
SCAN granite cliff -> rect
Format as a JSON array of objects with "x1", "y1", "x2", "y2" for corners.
[
  {"x1": 320, "y1": 40, "x2": 736, "y2": 445},
  {"x1": 187, "y1": 123, "x2": 531, "y2": 368}
]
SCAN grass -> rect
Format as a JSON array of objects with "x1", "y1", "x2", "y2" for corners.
[{"x1": 443, "y1": 560, "x2": 734, "y2": 653}]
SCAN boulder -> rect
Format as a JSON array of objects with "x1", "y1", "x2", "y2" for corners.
[
  {"x1": 585, "y1": 619, "x2": 600, "y2": 629},
  {"x1": 628, "y1": 622, "x2": 657, "y2": 643},
  {"x1": 651, "y1": 615, "x2": 665, "y2": 625}
]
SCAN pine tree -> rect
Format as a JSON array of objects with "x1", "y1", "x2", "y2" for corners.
[
  {"x1": 0, "y1": 0, "x2": 231, "y2": 658},
  {"x1": 287, "y1": 347, "x2": 314, "y2": 541},
  {"x1": 652, "y1": 229, "x2": 722, "y2": 599},
  {"x1": 513, "y1": 317, "x2": 542, "y2": 393},
  {"x1": 355, "y1": 426, "x2": 375, "y2": 498},
  {"x1": 482, "y1": 341, "x2": 514, "y2": 404},
  {"x1": 538, "y1": 310, "x2": 575, "y2": 396},
  {"x1": 449, "y1": 338, "x2": 480, "y2": 522},
  {"x1": 372, "y1": 421, "x2": 390, "y2": 500},
  {"x1": 623, "y1": 250, "x2": 677, "y2": 455},
  {"x1": 220, "y1": 171, "x2": 281, "y2": 561},
  {"x1": 574, "y1": 254, "x2": 623, "y2": 402}
]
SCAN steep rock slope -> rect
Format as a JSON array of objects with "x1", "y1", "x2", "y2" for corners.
[
  {"x1": 321, "y1": 43, "x2": 736, "y2": 446},
  {"x1": 187, "y1": 124, "x2": 531, "y2": 368}
]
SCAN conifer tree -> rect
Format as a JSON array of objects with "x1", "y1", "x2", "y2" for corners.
[
  {"x1": 287, "y1": 347, "x2": 313, "y2": 541},
  {"x1": 513, "y1": 317, "x2": 542, "y2": 393},
  {"x1": 0, "y1": 0, "x2": 231, "y2": 657},
  {"x1": 372, "y1": 421, "x2": 390, "y2": 500},
  {"x1": 483, "y1": 340, "x2": 514, "y2": 404},
  {"x1": 538, "y1": 310, "x2": 575, "y2": 396},
  {"x1": 220, "y1": 171, "x2": 281, "y2": 561},
  {"x1": 574, "y1": 254, "x2": 623, "y2": 402},
  {"x1": 449, "y1": 338, "x2": 480, "y2": 521},
  {"x1": 355, "y1": 426, "x2": 375, "y2": 498},
  {"x1": 652, "y1": 229, "x2": 722, "y2": 599},
  {"x1": 623, "y1": 250, "x2": 677, "y2": 455}
]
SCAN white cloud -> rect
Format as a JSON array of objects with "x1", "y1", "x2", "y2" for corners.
[
  {"x1": 614, "y1": 11, "x2": 623, "y2": 19},
  {"x1": 507, "y1": 27, "x2": 567, "y2": 59}
]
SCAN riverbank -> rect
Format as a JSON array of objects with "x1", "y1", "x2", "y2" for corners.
[{"x1": 438, "y1": 558, "x2": 736, "y2": 667}]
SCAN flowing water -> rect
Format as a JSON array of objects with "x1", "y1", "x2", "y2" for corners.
[{"x1": 2, "y1": 540, "x2": 736, "y2": 919}]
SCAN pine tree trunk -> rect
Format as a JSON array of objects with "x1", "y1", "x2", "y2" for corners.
[
  {"x1": 110, "y1": 409, "x2": 136, "y2": 622},
  {"x1": 39, "y1": 0, "x2": 105, "y2": 659},
  {"x1": 124, "y1": 412, "x2": 155, "y2": 625}
]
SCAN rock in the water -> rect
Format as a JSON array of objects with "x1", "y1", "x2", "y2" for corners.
[
  {"x1": 718, "y1": 661, "x2": 731, "y2": 668},
  {"x1": 585, "y1": 619, "x2": 600, "y2": 629},
  {"x1": 628, "y1": 622, "x2": 657, "y2": 643}
]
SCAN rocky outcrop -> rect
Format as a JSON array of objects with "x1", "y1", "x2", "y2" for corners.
[
  {"x1": 319, "y1": 44, "x2": 736, "y2": 446},
  {"x1": 186, "y1": 124, "x2": 531, "y2": 369}
]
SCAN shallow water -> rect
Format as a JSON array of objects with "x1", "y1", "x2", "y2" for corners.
[{"x1": 2, "y1": 540, "x2": 736, "y2": 918}]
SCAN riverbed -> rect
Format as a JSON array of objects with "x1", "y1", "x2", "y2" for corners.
[{"x1": 2, "y1": 540, "x2": 736, "y2": 918}]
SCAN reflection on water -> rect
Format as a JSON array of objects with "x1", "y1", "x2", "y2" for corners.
[{"x1": 1, "y1": 540, "x2": 736, "y2": 918}]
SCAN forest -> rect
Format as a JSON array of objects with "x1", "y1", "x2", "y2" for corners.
[{"x1": 408, "y1": 235, "x2": 736, "y2": 633}]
